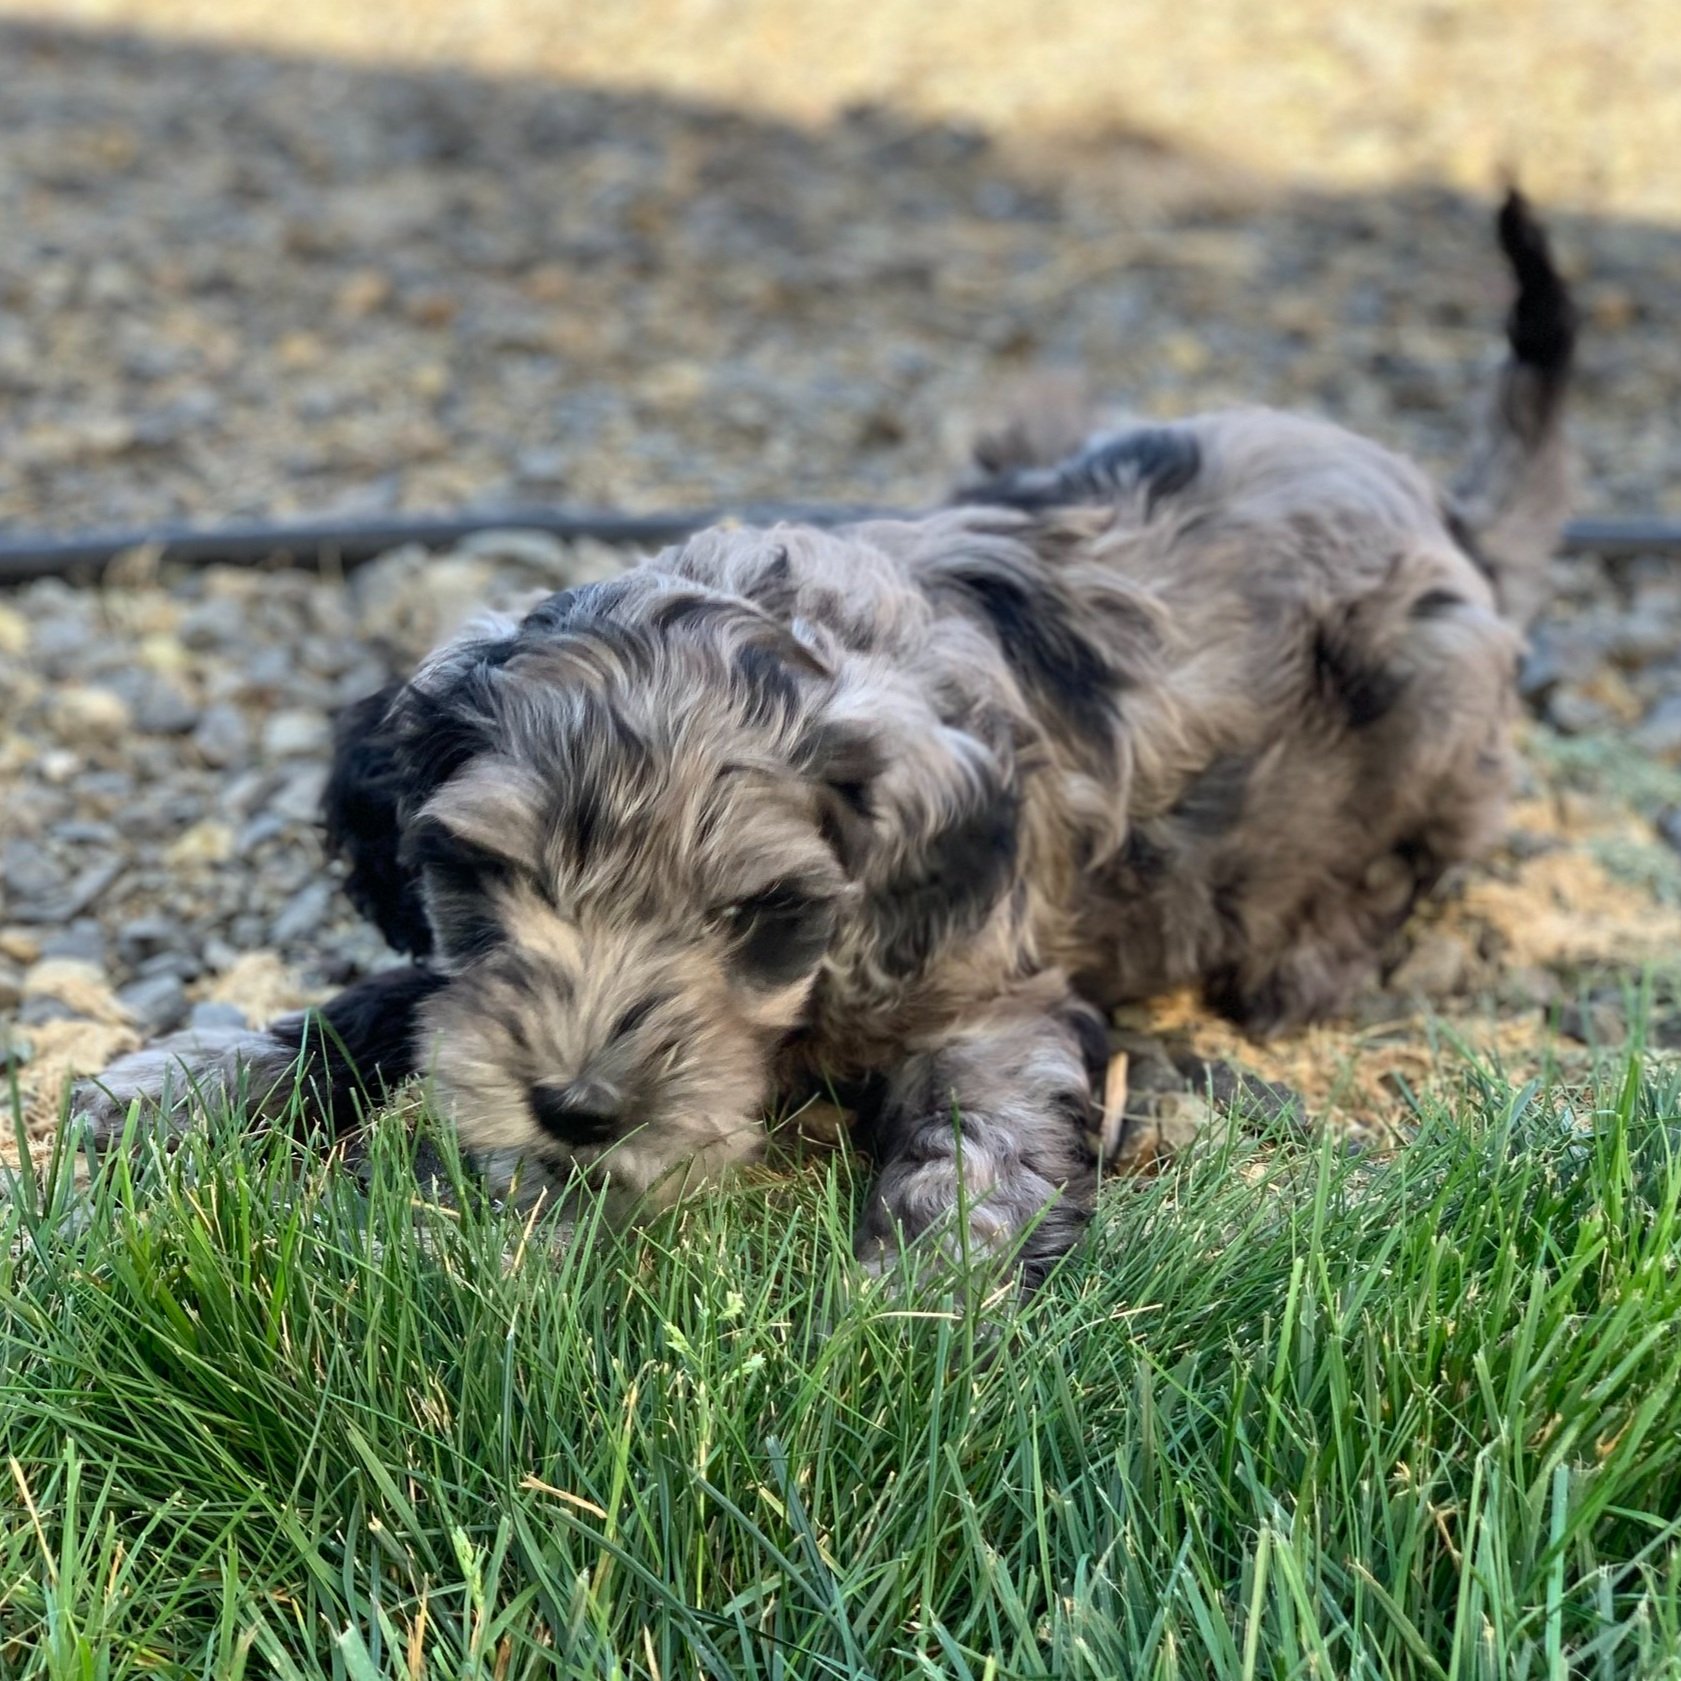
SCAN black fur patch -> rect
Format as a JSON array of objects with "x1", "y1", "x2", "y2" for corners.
[
  {"x1": 732, "y1": 641, "x2": 805, "y2": 730},
  {"x1": 1498, "y1": 189, "x2": 1578, "y2": 399},
  {"x1": 968, "y1": 426, "x2": 1201, "y2": 518},
  {"x1": 722, "y1": 883, "x2": 838, "y2": 988},
  {"x1": 1202, "y1": 963, "x2": 1292, "y2": 1038},
  {"x1": 1056, "y1": 998, "x2": 1112, "y2": 1095},
  {"x1": 1119, "y1": 824, "x2": 1171, "y2": 882},
  {"x1": 1443, "y1": 507, "x2": 1494, "y2": 580},
  {"x1": 518, "y1": 584, "x2": 589, "y2": 635},
  {"x1": 824, "y1": 1071, "x2": 892, "y2": 1152},
  {"x1": 946, "y1": 560, "x2": 1120, "y2": 748},
  {"x1": 1314, "y1": 623, "x2": 1405, "y2": 730},
  {"x1": 271, "y1": 965, "x2": 450, "y2": 1132},
  {"x1": 874, "y1": 787, "x2": 1020, "y2": 977},
  {"x1": 398, "y1": 638, "x2": 519, "y2": 799},
  {"x1": 1063, "y1": 428, "x2": 1203, "y2": 513},
  {"x1": 321, "y1": 683, "x2": 436, "y2": 957}
]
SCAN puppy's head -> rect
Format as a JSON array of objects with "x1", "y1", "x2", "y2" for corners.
[{"x1": 373, "y1": 573, "x2": 876, "y2": 1211}]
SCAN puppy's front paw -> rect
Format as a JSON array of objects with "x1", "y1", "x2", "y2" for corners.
[
  {"x1": 68, "y1": 1028, "x2": 298, "y2": 1150},
  {"x1": 854, "y1": 1150, "x2": 1087, "y2": 1294}
]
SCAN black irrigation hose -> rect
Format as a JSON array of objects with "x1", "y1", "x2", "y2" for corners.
[{"x1": 0, "y1": 506, "x2": 1673, "y2": 587}]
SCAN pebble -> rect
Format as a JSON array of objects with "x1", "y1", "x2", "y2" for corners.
[
  {"x1": 1547, "y1": 686, "x2": 1620, "y2": 737},
  {"x1": 18, "y1": 996, "x2": 83, "y2": 1027},
  {"x1": 116, "y1": 915, "x2": 184, "y2": 966},
  {"x1": 1387, "y1": 930, "x2": 1475, "y2": 999},
  {"x1": 37, "y1": 921, "x2": 107, "y2": 966},
  {"x1": 3, "y1": 838, "x2": 67, "y2": 901},
  {"x1": 132, "y1": 676, "x2": 201, "y2": 736},
  {"x1": 261, "y1": 709, "x2": 332, "y2": 759},
  {"x1": 269, "y1": 764, "x2": 329, "y2": 824},
  {"x1": 1558, "y1": 998, "x2": 1628, "y2": 1046},
  {"x1": 271, "y1": 880, "x2": 334, "y2": 945},
  {"x1": 1634, "y1": 695, "x2": 1681, "y2": 759},
  {"x1": 192, "y1": 703, "x2": 252, "y2": 768},
  {"x1": 1177, "y1": 1057, "x2": 1302, "y2": 1127},
  {"x1": 48, "y1": 686, "x2": 132, "y2": 742},
  {"x1": 116, "y1": 972, "x2": 189, "y2": 1034}
]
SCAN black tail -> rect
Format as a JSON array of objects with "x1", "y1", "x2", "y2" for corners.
[{"x1": 1450, "y1": 190, "x2": 1579, "y2": 630}]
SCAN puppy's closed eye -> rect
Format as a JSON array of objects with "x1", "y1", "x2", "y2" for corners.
[{"x1": 718, "y1": 882, "x2": 836, "y2": 987}]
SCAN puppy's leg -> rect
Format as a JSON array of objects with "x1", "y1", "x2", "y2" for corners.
[
  {"x1": 854, "y1": 989, "x2": 1103, "y2": 1289},
  {"x1": 70, "y1": 966, "x2": 449, "y2": 1148}
]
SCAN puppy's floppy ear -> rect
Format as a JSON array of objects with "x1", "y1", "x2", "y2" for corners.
[
  {"x1": 321, "y1": 682, "x2": 435, "y2": 957},
  {"x1": 797, "y1": 718, "x2": 883, "y2": 875}
]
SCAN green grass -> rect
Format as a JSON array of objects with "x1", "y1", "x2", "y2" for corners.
[{"x1": 5, "y1": 1054, "x2": 1681, "y2": 1679}]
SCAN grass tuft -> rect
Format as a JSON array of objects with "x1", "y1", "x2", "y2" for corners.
[{"x1": 5, "y1": 1048, "x2": 1681, "y2": 1677}]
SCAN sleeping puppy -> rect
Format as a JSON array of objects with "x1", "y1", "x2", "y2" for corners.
[{"x1": 74, "y1": 193, "x2": 1576, "y2": 1285}]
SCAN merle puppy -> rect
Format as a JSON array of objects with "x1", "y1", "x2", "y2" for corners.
[{"x1": 75, "y1": 194, "x2": 1576, "y2": 1284}]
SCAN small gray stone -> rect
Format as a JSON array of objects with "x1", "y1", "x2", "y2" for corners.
[
  {"x1": 269, "y1": 764, "x2": 328, "y2": 824},
  {"x1": 17, "y1": 995, "x2": 83, "y2": 1027},
  {"x1": 1635, "y1": 695, "x2": 1681, "y2": 758},
  {"x1": 38, "y1": 921, "x2": 107, "y2": 965},
  {"x1": 189, "y1": 1000, "x2": 249, "y2": 1031},
  {"x1": 1559, "y1": 998, "x2": 1627, "y2": 1046},
  {"x1": 261, "y1": 709, "x2": 332, "y2": 758},
  {"x1": 178, "y1": 597, "x2": 248, "y2": 650},
  {"x1": 1605, "y1": 610, "x2": 1681, "y2": 669},
  {"x1": 3, "y1": 838, "x2": 67, "y2": 901},
  {"x1": 59, "y1": 858, "x2": 125, "y2": 921},
  {"x1": 133, "y1": 675, "x2": 200, "y2": 735},
  {"x1": 136, "y1": 949, "x2": 204, "y2": 983},
  {"x1": 116, "y1": 915, "x2": 182, "y2": 966},
  {"x1": 51, "y1": 818, "x2": 121, "y2": 846},
  {"x1": 223, "y1": 769, "x2": 278, "y2": 820},
  {"x1": 237, "y1": 813, "x2": 289, "y2": 854},
  {"x1": 271, "y1": 880, "x2": 334, "y2": 945},
  {"x1": 1387, "y1": 930, "x2": 1474, "y2": 999},
  {"x1": 8, "y1": 855, "x2": 123, "y2": 925},
  {"x1": 1545, "y1": 685, "x2": 1617, "y2": 737},
  {"x1": 203, "y1": 937, "x2": 244, "y2": 974},
  {"x1": 516, "y1": 446, "x2": 569, "y2": 485},
  {"x1": 1107, "y1": 1029, "x2": 1187, "y2": 1095},
  {"x1": 1503, "y1": 965, "x2": 1563, "y2": 1007},
  {"x1": 117, "y1": 972, "x2": 189, "y2": 1034},
  {"x1": 192, "y1": 703, "x2": 252, "y2": 768},
  {"x1": 1177, "y1": 1056, "x2": 1303, "y2": 1126}
]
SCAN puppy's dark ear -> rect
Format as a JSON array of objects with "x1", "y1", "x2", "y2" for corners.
[
  {"x1": 798, "y1": 719, "x2": 883, "y2": 874},
  {"x1": 321, "y1": 683, "x2": 435, "y2": 957}
]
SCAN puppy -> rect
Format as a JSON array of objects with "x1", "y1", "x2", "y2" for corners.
[{"x1": 74, "y1": 194, "x2": 1575, "y2": 1285}]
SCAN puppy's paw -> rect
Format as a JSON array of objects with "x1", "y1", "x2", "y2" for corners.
[
  {"x1": 68, "y1": 1028, "x2": 298, "y2": 1151},
  {"x1": 857, "y1": 1148, "x2": 1086, "y2": 1285}
]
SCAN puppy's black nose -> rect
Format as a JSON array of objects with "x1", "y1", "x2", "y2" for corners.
[{"x1": 528, "y1": 1081, "x2": 620, "y2": 1146}]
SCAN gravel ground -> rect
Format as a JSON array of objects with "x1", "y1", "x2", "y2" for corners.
[{"x1": 4, "y1": 19, "x2": 1681, "y2": 1159}]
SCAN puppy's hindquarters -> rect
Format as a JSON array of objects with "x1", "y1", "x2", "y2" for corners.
[{"x1": 69, "y1": 966, "x2": 447, "y2": 1149}]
